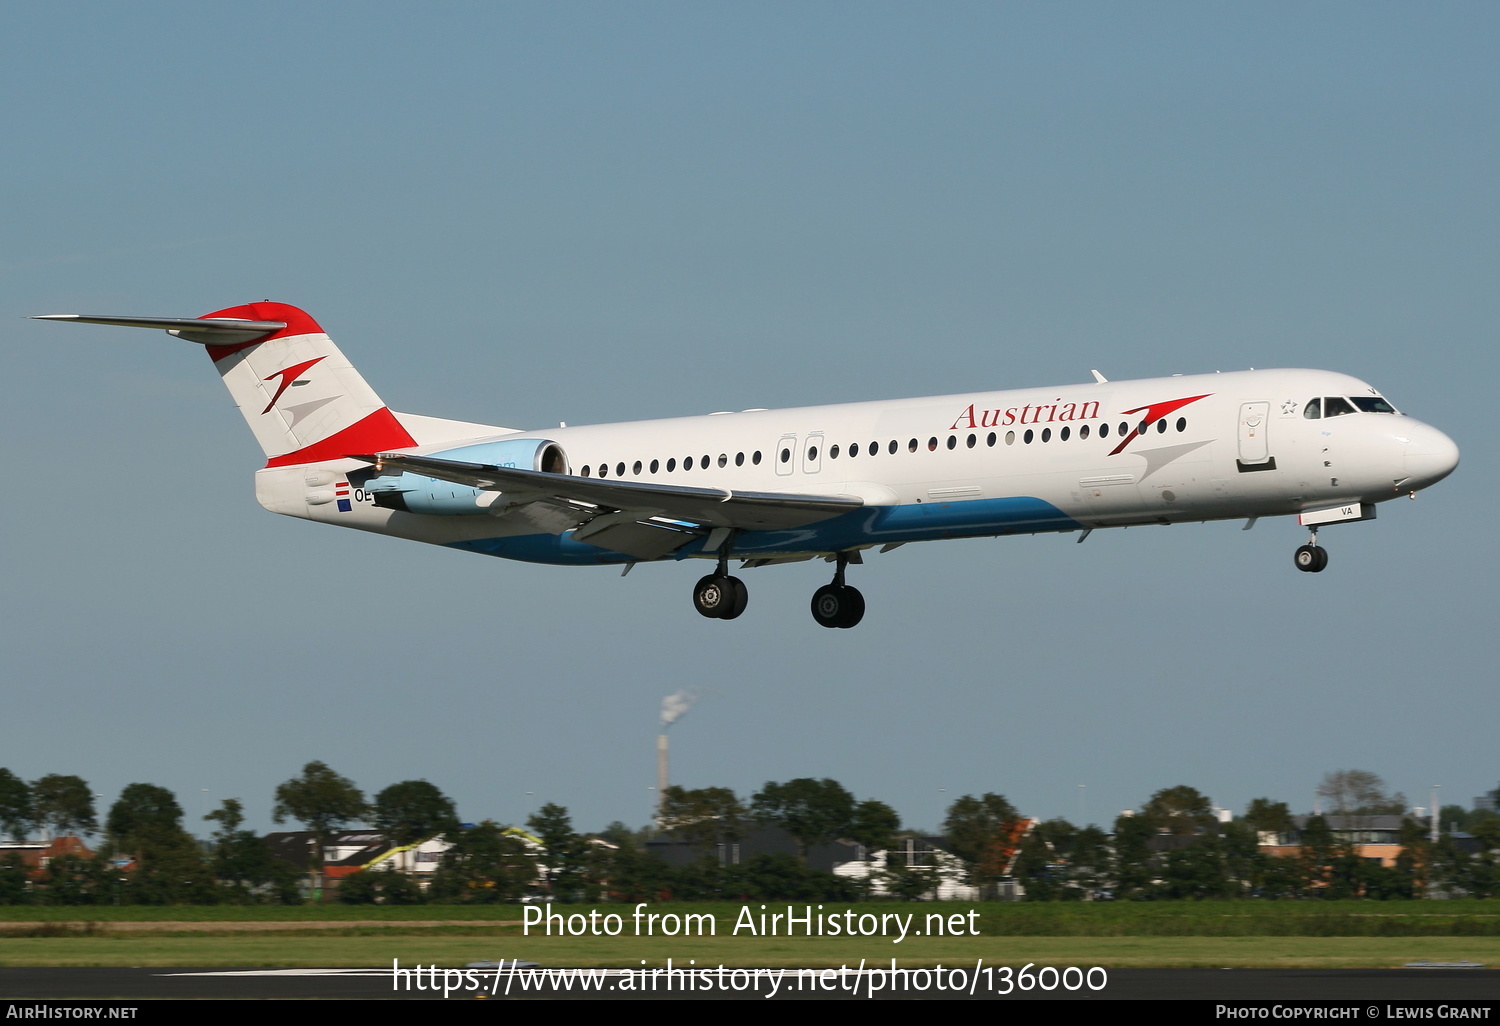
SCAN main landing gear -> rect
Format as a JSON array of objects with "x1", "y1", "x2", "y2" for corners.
[
  {"x1": 1294, "y1": 527, "x2": 1329, "y2": 573},
  {"x1": 690, "y1": 550, "x2": 867, "y2": 628},
  {"x1": 810, "y1": 553, "x2": 864, "y2": 629},
  {"x1": 693, "y1": 567, "x2": 748, "y2": 620}
]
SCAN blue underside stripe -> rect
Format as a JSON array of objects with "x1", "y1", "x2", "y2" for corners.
[{"x1": 443, "y1": 496, "x2": 1079, "y2": 566}]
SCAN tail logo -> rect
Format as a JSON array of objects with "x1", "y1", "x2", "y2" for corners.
[{"x1": 262, "y1": 357, "x2": 327, "y2": 414}]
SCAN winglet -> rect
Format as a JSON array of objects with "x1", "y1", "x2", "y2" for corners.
[{"x1": 1091, "y1": 369, "x2": 1108, "y2": 383}]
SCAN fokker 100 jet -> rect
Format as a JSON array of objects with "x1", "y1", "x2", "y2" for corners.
[{"x1": 37, "y1": 302, "x2": 1459, "y2": 628}]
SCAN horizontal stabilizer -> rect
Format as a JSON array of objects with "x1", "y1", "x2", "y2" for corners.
[{"x1": 32, "y1": 314, "x2": 287, "y2": 346}]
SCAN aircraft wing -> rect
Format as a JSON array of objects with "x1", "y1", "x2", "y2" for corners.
[{"x1": 355, "y1": 452, "x2": 864, "y2": 560}]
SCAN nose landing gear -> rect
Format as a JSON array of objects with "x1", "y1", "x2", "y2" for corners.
[
  {"x1": 1294, "y1": 528, "x2": 1328, "y2": 573},
  {"x1": 811, "y1": 552, "x2": 865, "y2": 629}
]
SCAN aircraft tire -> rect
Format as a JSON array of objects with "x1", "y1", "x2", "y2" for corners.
[
  {"x1": 1310, "y1": 545, "x2": 1328, "y2": 572},
  {"x1": 837, "y1": 586, "x2": 865, "y2": 628},
  {"x1": 693, "y1": 574, "x2": 735, "y2": 618},
  {"x1": 811, "y1": 584, "x2": 864, "y2": 628},
  {"x1": 721, "y1": 576, "x2": 749, "y2": 620},
  {"x1": 1294, "y1": 545, "x2": 1320, "y2": 572}
]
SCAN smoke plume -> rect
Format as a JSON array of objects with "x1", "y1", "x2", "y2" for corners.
[{"x1": 660, "y1": 689, "x2": 700, "y2": 728}]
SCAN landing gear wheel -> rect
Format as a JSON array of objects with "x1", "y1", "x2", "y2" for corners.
[
  {"x1": 721, "y1": 576, "x2": 748, "y2": 619},
  {"x1": 693, "y1": 574, "x2": 748, "y2": 619},
  {"x1": 811, "y1": 584, "x2": 865, "y2": 629},
  {"x1": 694, "y1": 575, "x2": 730, "y2": 618},
  {"x1": 1293, "y1": 544, "x2": 1328, "y2": 573}
]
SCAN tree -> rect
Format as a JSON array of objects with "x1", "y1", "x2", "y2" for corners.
[
  {"x1": 942, "y1": 793, "x2": 1022, "y2": 889},
  {"x1": 372, "y1": 780, "x2": 460, "y2": 849},
  {"x1": 30, "y1": 775, "x2": 96, "y2": 839},
  {"x1": 107, "y1": 783, "x2": 188, "y2": 862},
  {"x1": 0, "y1": 770, "x2": 31, "y2": 841},
  {"x1": 657, "y1": 786, "x2": 747, "y2": 858},
  {"x1": 848, "y1": 799, "x2": 901, "y2": 859},
  {"x1": 527, "y1": 803, "x2": 588, "y2": 899},
  {"x1": 430, "y1": 821, "x2": 539, "y2": 903},
  {"x1": 1111, "y1": 812, "x2": 1156, "y2": 899},
  {"x1": 1140, "y1": 785, "x2": 1216, "y2": 836},
  {"x1": 750, "y1": 779, "x2": 856, "y2": 864},
  {"x1": 205, "y1": 798, "x2": 293, "y2": 902},
  {"x1": 1316, "y1": 770, "x2": 1406, "y2": 818},
  {"x1": 1244, "y1": 798, "x2": 1294, "y2": 839},
  {"x1": 272, "y1": 762, "x2": 369, "y2": 896},
  {"x1": 337, "y1": 868, "x2": 425, "y2": 905}
]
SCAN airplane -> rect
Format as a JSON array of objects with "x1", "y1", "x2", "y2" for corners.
[{"x1": 35, "y1": 301, "x2": 1459, "y2": 628}]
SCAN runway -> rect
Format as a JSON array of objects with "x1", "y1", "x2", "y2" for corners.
[{"x1": 0, "y1": 966, "x2": 1495, "y2": 1001}]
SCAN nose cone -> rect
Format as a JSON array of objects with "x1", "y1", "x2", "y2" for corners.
[{"x1": 1403, "y1": 422, "x2": 1460, "y2": 491}]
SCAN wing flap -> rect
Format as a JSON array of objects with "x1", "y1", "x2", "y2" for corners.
[{"x1": 357, "y1": 452, "x2": 864, "y2": 534}]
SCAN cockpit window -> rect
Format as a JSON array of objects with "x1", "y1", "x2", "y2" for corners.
[
  {"x1": 1303, "y1": 398, "x2": 1322, "y2": 419},
  {"x1": 1350, "y1": 396, "x2": 1397, "y2": 414},
  {"x1": 1322, "y1": 396, "x2": 1355, "y2": 417}
]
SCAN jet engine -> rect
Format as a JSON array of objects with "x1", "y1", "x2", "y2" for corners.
[{"x1": 357, "y1": 437, "x2": 569, "y2": 515}]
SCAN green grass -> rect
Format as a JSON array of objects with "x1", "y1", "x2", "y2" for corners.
[
  {"x1": 1, "y1": 901, "x2": 1496, "y2": 968},
  {"x1": 1, "y1": 933, "x2": 1495, "y2": 969}
]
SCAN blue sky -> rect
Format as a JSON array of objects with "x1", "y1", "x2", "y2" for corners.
[{"x1": 3, "y1": 2, "x2": 1495, "y2": 838}]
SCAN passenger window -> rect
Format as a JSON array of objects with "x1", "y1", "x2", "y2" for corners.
[
  {"x1": 682, "y1": 457, "x2": 692, "y2": 471},
  {"x1": 967, "y1": 433, "x2": 977, "y2": 448},
  {"x1": 1120, "y1": 422, "x2": 1130, "y2": 436},
  {"x1": 1176, "y1": 418, "x2": 1185, "y2": 432},
  {"x1": 753, "y1": 451, "x2": 762, "y2": 465},
  {"x1": 1005, "y1": 430, "x2": 1015, "y2": 445},
  {"x1": 1060, "y1": 426, "x2": 1070, "y2": 441},
  {"x1": 849, "y1": 442, "x2": 860, "y2": 457},
  {"x1": 599, "y1": 464, "x2": 608, "y2": 478},
  {"x1": 1041, "y1": 428, "x2": 1051, "y2": 442},
  {"x1": 1079, "y1": 424, "x2": 1090, "y2": 440},
  {"x1": 1156, "y1": 419, "x2": 1167, "y2": 433},
  {"x1": 987, "y1": 431, "x2": 996, "y2": 446},
  {"x1": 718, "y1": 454, "x2": 728, "y2": 468},
  {"x1": 829, "y1": 445, "x2": 840, "y2": 459},
  {"x1": 667, "y1": 458, "x2": 676, "y2": 472},
  {"x1": 735, "y1": 452, "x2": 744, "y2": 466},
  {"x1": 1099, "y1": 423, "x2": 1109, "y2": 438},
  {"x1": 650, "y1": 459, "x2": 660, "y2": 473},
  {"x1": 928, "y1": 437, "x2": 938, "y2": 451},
  {"x1": 1024, "y1": 429, "x2": 1034, "y2": 444},
  {"x1": 633, "y1": 461, "x2": 642, "y2": 475},
  {"x1": 581, "y1": 465, "x2": 591, "y2": 477},
  {"x1": 807, "y1": 446, "x2": 818, "y2": 461},
  {"x1": 780, "y1": 448, "x2": 790, "y2": 464},
  {"x1": 908, "y1": 438, "x2": 918, "y2": 453},
  {"x1": 946, "y1": 435, "x2": 957, "y2": 450},
  {"x1": 1304, "y1": 398, "x2": 1322, "y2": 419},
  {"x1": 887, "y1": 440, "x2": 896, "y2": 454},
  {"x1": 616, "y1": 462, "x2": 625, "y2": 477}
]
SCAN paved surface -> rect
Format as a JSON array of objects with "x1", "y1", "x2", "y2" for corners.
[{"x1": 0, "y1": 967, "x2": 1496, "y2": 1001}]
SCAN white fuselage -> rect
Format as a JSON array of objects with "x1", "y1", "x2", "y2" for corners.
[{"x1": 255, "y1": 367, "x2": 1458, "y2": 566}]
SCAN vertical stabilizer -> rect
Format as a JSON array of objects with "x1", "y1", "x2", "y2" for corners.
[{"x1": 199, "y1": 302, "x2": 417, "y2": 465}]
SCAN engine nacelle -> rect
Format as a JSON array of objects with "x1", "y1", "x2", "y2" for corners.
[{"x1": 359, "y1": 437, "x2": 569, "y2": 515}]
